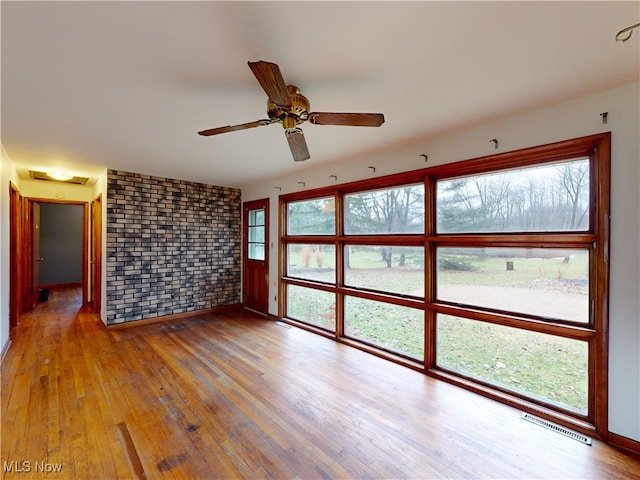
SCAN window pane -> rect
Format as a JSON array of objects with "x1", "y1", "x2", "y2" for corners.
[
  {"x1": 345, "y1": 184, "x2": 424, "y2": 234},
  {"x1": 345, "y1": 245, "x2": 424, "y2": 297},
  {"x1": 249, "y1": 208, "x2": 265, "y2": 226},
  {"x1": 437, "y1": 158, "x2": 590, "y2": 233},
  {"x1": 248, "y1": 243, "x2": 265, "y2": 261},
  {"x1": 248, "y1": 226, "x2": 264, "y2": 243},
  {"x1": 287, "y1": 244, "x2": 336, "y2": 283},
  {"x1": 437, "y1": 314, "x2": 588, "y2": 413},
  {"x1": 437, "y1": 247, "x2": 589, "y2": 323},
  {"x1": 345, "y1": 296, "x2": 424, "y2": 360},
  {"x1": 287, "y1": 285, "x2": 335, "y2": 330},
  {"x1": 287, "y1": 197, "x2": 335, "y2": 235}
]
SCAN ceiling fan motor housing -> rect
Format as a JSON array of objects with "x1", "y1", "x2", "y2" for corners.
[{"x1": 268, "y1": 85, "x2": 310, "y2": 129}]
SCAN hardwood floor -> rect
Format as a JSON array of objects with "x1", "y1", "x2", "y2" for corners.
[{"x1": 2, "y1": 287, "x2": 639, "y2": 479}]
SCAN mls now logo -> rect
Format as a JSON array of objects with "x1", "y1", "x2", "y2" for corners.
[{"x1": 3, "y1": 460, "x2": 63, "y2": 473}]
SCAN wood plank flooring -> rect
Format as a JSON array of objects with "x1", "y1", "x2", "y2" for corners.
[{"x1": 2, "y1": 287, "x2": 639, "y2": 479}]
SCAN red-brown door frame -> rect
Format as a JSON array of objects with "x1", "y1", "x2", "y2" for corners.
[
  {"x1": 9, "y1": 182, "x2": 23, "y2": 333},
  {"x1": 91, "y1": 194, "x2": 102, "y2": 315},
  {"x1": 242, "y1": 198, "x2": 270, "y2": 315}
]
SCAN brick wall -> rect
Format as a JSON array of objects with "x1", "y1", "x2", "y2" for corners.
[{"x1": 106, "y1": 170, "x2": 241, "y2": 325}]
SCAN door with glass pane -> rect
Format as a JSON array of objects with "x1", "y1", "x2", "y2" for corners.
[{"x1": 243, "y1": 199, "x2": 269, "y2": 314}]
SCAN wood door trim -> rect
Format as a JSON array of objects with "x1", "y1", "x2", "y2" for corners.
[
  {"x1": 9, "y1": 182, "x2": 22, "y2": 332},
  {"x1": 242, "y1": 198, "x2": 270, "y2": 314},
  {"x1": 91, "y1": 194, "x2": 103, "y2": 316}
]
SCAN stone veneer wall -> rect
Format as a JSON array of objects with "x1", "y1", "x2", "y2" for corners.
[{"x1": 106, "y1": 170, "x2": 241, "y2": 325}]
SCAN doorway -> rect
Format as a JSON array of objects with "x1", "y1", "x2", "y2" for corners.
[
  {"x1": 23, "y1": 199, "x2": 89, "y2": 310},
  {"x1": 242, "y1": 198, "x2": 269, "y2": 315}
]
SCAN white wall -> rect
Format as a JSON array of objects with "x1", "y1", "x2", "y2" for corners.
[
  {"x1": 242, "y1": 82, "x2": 640, "y2": 441},
  {"x1": 0, "y1": 149, "x2": 11, "y2": 358},
  {"x1": 0, "y1": 146, "x2": 21, "y2": 359}
]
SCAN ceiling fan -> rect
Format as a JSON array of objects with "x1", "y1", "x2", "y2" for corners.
[{"x1": 198, "y1": 61, "x2": 385, "y2": 162}]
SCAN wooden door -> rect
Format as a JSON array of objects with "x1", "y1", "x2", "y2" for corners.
[
  {"x1": 242, "y1": 199, "x2": 269, "y2": 315},
  {"x1": 91, "y1": 195, "x2": 102, "y2": 314},
  {"x1": 31, "y1": 202, "x2": 41, "y2": 309}
]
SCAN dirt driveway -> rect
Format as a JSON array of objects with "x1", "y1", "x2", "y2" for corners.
[{"x1": 438, "y1": 284, "x2": 588, "y2": 322}]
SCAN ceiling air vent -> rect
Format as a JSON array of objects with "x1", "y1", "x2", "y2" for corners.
[
  {"x1": 521, "y1": 413, "x2": 592, "y2": 445},
  {"x1": 29, "y1": 170, "x2": 89, "y2": 185}
]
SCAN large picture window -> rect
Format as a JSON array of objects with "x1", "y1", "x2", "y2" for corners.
[{"x1": 279, "y1": 133, "x2": 610, "y2": 437}]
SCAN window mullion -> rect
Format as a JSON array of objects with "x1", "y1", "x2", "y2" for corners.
[
  {"x1": 425, "y1": 174, "x2": 438, "y2": 369},
  {"x1": 335, "y1": 191, "x2": 344, "y2": 338},
  {"x1": 431, "y1": 234, "x2": 596, "y2": 246},
  {"x1": 430, "y1": 302, "x2": 595, "y2": 338}
]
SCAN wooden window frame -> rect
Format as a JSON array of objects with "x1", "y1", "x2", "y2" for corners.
[{"x1": 279, "y1": 132, "x2": 610, "y2": 439}]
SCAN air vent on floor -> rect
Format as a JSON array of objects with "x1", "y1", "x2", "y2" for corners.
[
  {"x1": 275, "y1": 321, "x2": 291, "y2": 329},
  {"x1": 521, "y1": 413, "x2": 592, "y2": 445}
]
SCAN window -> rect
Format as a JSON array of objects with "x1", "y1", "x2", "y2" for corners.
[
  {"x1": 287, "y1": 285, "x2": 335, "y2": 331},
  {"x1": 345, "y1": 184, "x2": 424, "y2": 234},
  {"x1": 436, "y1": 314, "x2": 588, "y2": 413},
  {"x1": 436, "y1": 247, "x2": 589, "y2": 323},
  {"x1": 345, "y1": 296, "x2": 424, "y2": 360},
  {"x1": 345, "y1": 245, "x2": 424, "y2": 297},
  {"x1": 247, "y1": 208, "x2": 266, "y2": 260},
  {"x1": 287, "y1": 197, "x2": 335, "y2": 235},
  {"x1": 280, "y1": 133, "x2": 610, "y2": 436},
  {"x1": 437, "y1": 159, "x2": 590, "y2": 233},
  {"x1": 286, "y1": 244, "x2": 336, "y2": 283}
]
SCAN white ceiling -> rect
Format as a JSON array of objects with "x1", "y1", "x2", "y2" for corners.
[{"x1": 2, "y1": 1, "x2": 638, "y2": 188}]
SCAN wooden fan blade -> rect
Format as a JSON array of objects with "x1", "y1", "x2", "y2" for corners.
[
  {"x1": 285, "y1": 128, "x2": 310, "y2": 162},
  {"x1": 198, "y1": 119, "x2": 272, "y2": 136},
  {"x1": 308, "y1": 112, "x2": 385, "y2": 127},
  {"x1": 248, "y1": 61, "x2": 292, "y2": 107}
]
